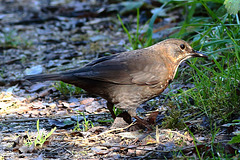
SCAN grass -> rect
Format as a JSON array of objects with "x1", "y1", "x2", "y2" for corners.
[
  {"x1": 166, "y1": 0, "x2": 239, "y2": 158},
  {"x1": 118, "y1": 7, "x2": 163, "y2": 49},
  {"x1": 0, "y1": 30, "x2": 32, "y2": 49},
  {"x1": 53, "y1": 81, "x2": 85, "y2": 97},
  {"x1": 169, "y1": 0, "x2": 240, "y2": 124},
  {"x1": 25, "y1": 119, "x2": 56, "y2": 148},
  {"x1": 228, "y1": 120, "x2": 240, "y2": 144},
  {"x1": 73, "y1": 112, "x2": 94, "y2": 132},
  {"x1": 118, "y1": 8, "x2": 144, "y2": 50}
]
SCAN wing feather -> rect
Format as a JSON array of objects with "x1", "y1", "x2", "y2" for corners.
[{"x1": 73, "y1": 50, "x2": 168, "y2": 86}]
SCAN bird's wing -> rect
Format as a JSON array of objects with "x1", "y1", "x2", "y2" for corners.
[{"x1": 72, "y1": 50, "x2": 168, "y2": 85}]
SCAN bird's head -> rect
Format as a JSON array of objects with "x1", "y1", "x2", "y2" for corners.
[
  {"x1": 159, "y1": 39, "x2": 207, "y2": 64},
  {"x1": 152, "y1": 39, "x2": 207, "y2": 79}
]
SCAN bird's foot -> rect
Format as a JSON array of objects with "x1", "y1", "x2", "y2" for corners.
[{"x1": 109, "y1": 111, "x2": 153, "y2": 131}]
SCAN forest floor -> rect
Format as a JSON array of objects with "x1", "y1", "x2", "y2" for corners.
[{"x1": 0, "y1": 0, "x2": 239, "y2": 159}]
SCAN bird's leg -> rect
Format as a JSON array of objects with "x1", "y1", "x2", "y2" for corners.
[
  {"x1": 107, "y1": 102, "x2": 116, "y2": 119},
  {"x1": 110, "y1": 111, "x2": 132, "y2": 129},
  {"x1": 107, "y1": 103, "x2": 152, "y2": 130},
  {"x1": 108, "y1": 102, "x2": 133, "y2": 129},
  {"x1": 107, "y1": 102, "x2": 132, "y2": 123},
  {"x1": 118, "y1": 111, "x2": 132, "y2": 124}
]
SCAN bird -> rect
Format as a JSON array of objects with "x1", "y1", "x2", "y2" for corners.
[{"x1": 24, "y1": 38, "x2": 207, "y2": 130}]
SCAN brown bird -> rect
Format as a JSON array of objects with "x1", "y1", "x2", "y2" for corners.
[{"x1": 25, "y1": 39, "x2": 207, "y2": 129}]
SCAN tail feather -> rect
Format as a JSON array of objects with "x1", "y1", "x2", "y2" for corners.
[{"x1": 24, "y1": 74, "x2": 63, "y2": 83}]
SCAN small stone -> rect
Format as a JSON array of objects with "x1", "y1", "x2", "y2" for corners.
[
  {"x1": 28, "y1": 110, "x2": 40, "y2": 116},
  {"x1": 136, "y1": 149, "x2": 147, "y2": 156},
  {"x1": 24, "y1": 65, "x2": 44, "y2": 75},
  {"x1": 85, "y1": 101, "x2": 103, "y2": 113},
  {"x1": 69, "y1": 102, "x2": 80, "y2": 108},
  {"x1": 127, "y1": 149, "x2": 136, "y2": 156},
  {"x1": 68, "y1": 97, "x2": 79, "y2": 103},
  {"x1": 72, "y1": 105, "x2": 85, "y2": 112},
  {"x1": 62, "y1": 102, "x2": 70, "y2": 108},
  {"x1": 48, "y1": 103, "x2": 56, "y2": 108},
  {"x1": 80, "y1": 98, "x2": 95, "y2": 105},
  {"x1": 22, "y1": 114, "x2": 30, "y2": 118},
  {"x1": 55, "y1": 110, "x2": 68, "y2": 116}
]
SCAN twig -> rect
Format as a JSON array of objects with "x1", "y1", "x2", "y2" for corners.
[
  {"x1": 0, "y1": 79, "x2": 22, "y2": 86},
  {"x1": 1, "y1": 117, "x2": 49, "y2": 123},
  {"x1": 81, "y1": 122, "x2": 137, "y2": 141},
  {"x1": 0, "y1": 58, "x2": 21, "y2": 66},
  {"x1": 139, "y1": 151, "x2": 154, "y2": 160}
]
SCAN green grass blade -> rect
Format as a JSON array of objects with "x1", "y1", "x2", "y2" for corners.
[{"x1": 117, "y1": 14, "x2": 133, "y2": 47}]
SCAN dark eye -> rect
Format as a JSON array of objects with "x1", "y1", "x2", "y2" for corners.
[{"x1": 180, "y1": 44, "x2": 185, "y2": 50}]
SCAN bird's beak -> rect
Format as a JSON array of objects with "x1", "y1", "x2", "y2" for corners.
[{"x1": 191, "y1": 50, "x2": 208, "y2": 58}]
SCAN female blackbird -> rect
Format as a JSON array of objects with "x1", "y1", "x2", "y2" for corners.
[{"x1": 25, "y1": 39, "x2": 207, "y2": 130}]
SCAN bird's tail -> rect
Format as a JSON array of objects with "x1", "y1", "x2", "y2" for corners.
[{"x1": 24, "y1": 74, "x2": 64, "y2": 83}]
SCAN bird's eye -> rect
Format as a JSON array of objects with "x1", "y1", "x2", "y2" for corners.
[{"x1": 180, "y1": 44, "x2": 185, "y2": 50}]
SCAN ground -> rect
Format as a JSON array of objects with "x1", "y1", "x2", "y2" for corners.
[{"x1": 0, "y1": 0, "x2": 239, "y2": 159}]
